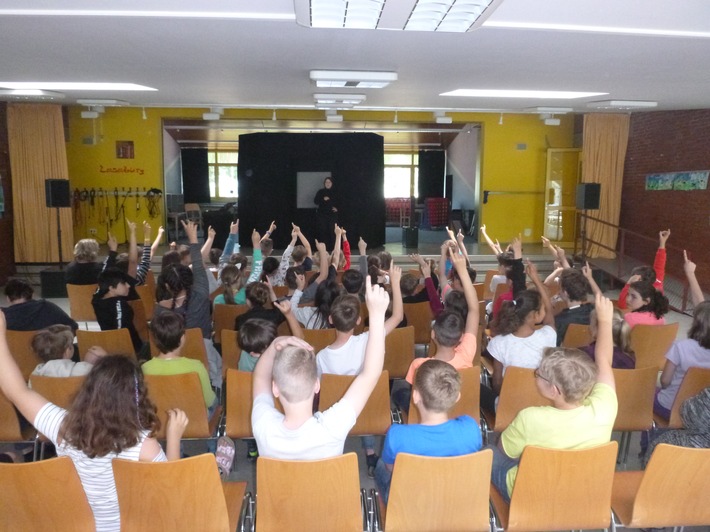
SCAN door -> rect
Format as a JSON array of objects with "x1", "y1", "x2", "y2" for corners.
[{"x1": 544, "y1": 148, "x2": 581, "y2": 246}]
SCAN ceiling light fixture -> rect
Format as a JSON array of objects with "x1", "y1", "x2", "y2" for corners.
[
  {"x1": 77, "y1": 99, "x2": 129, "y2": 106},
  {"x1": 296, "y1": 0, "x2": 503, "y2": 32},
  {"x1": 202, "y1": 107, "x2": 223, "y2": 121},
  {"x1": 482, "y1": 20, "x2": 710, "y2": 39},
  {"x1": 325, "y1": 113, "x2": 344, "y2": 123},
  {"x1": 80, "y1": 104, "x2": 105, "y2": 119},
  {"x1": 0, "y1": 89, "x2": 64, "y2": 101},
  {"x1": 394, "y1": 110, "x2": 398, "y2": 124},
  {"x1": 0, "y1": 82, "x2": 156, "y2": 91},
  {"x1": 498, "y1": 112, "x2": 503, "y2": 125},
  {"x1": 314, "y1": 93, "x2": 367, "y2": 105},
  {"x1": 441, "y1": 89, "x2": 607, "y2": 99},
  {"x1": 539, "y1": 113, "x2": 561, "y2": 126},
  {"x1": 0, "y1": 9, "x2": 295, "y2": 21},
  {"x1": 434, "y1": 111, "x2": 453, "y2": 124},
  {"x1": 587, "y1": 100, "x2": 658, "y2": 110},
  {"x1": 528, "y1": 106, "x2": 574, "y2": 114},
  {"x1": 141, "y1": 107, "x2": 147, "y2": 120},
  {"x1": 310, "y1": 70, "x2": 397, "y2": 89}
]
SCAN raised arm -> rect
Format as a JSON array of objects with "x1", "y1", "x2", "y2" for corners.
[
  {"x1": 342, "y1": 228, "x2": 351, "y2": 270},
  {"x1": 582, "y1": 262, "x2": 602, "y2": 297},
  {"x1": 182, "y1": 220, "x2": 208, "y2": 296},
  {"x1": 260, "y1": 221, "x2": 277, "y2": 243},
  {"x1": 480, "y1": 224, "x2": 503, "y2": 255},
  {"x1": 294, "y1": 224, "x2": 313, "y2": 260},
  {"x1": 331, "y1": 225, "x2": 343, "y2": 270},
  {"x1": 135, "y1": 221, "x2": 153, "y2": 285},
  {"x1": 655, "y1": 229, "x2": 669, "y2": 284},
  {"x1": 438, "y1": 241, "x2": 455, "y2": 287},
  {"x1": 314, "y1": 240, "x2": 329, "y2": 284},
  {"x1": 684, "y1": 250, "x2": 705, "y2": 307},
  {"x1": 384, "y1": 265, "x2": 403, "y2": 335},
  {"x1": 165, "y1": 409, "x2": 188, "y2": 461},
  {"x1": 526, "y1": 259, "x2": 555, "y2": 328},
  {"x1": 201, "y1": 226, "x2": 216, "y2": 264},
  {"x1": 247, "y1": 229, "x2": 263, "y2": 283},
  {"x1": 455, "y1": 229, "x2": 471, "y2": 266},
  {"x1": 253, "y1": 336, "x2": 313, "y2": 399},
  {"x1": 273, "y1": 300, "x2": 304, "y2": 340},
  {"x1": 342, "y1": 278, "x2": 388, "y2": 417},
  {"x1": 450, "y1": 247, "x2": 479, "y2": 335},
  {"x1": 554, "y1": 245, "x2": 571, "y2": 270},
  {"x1": 0, "y1": 312, "x2": 48, "y2": 424},
  {"x1": 150, "y1": 225, "x2": 164, "y2": 260},
  {"x1": 593, "y1": 293, "x2": 615, "y2": 390},
  {"x1": 126, "y1": 220, "x2": 139, "y2": 278}
]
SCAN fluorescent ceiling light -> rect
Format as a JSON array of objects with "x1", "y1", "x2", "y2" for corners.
[
  {"x1": 441, "y1": 89, "x2": 607, "y2": 99},
  {"x1": 310, "y1": 70, "x2": 397, "y2": 89},
  {"x1": 0, "y1": 89, "x2": 64, "y2": 100},
  {"x1": 0, "y1": 9, "x2": 294, "y2": 20},
  {"x1": 0, "y1": 82, "x2": 156, "y2": 91},
  {"x1": 482, "y1": 21, "x2": 710, "y2": 39},
  {"x1": 81, "y1": 111, "x2": 100, "y2": 119},
  {"x1": 76, "y1": 99, "x2": 129, "y2": 106},
  {"x1": 543, "y1": 118, "x2": 561, "y2": 126},
  {"x1": 529, "y1": 106, "x2": 574, "y2": 114},
  {"x1": 436, "y1": 116, "x2": 453, "y2": 124},
  {"x1": 296, "y1": 0, "x2": 502, "y2": 32},
  {"x1": 325, "y1": 114, "x2": 344, "y2": 123},
  {"x1": 314, "y1": 93, "x2": 367, "y2": 105},
  {"x1": 587, "y1": 100, "x2": 658, "y2": 109}
]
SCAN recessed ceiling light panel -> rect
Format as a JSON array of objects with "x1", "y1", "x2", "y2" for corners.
[
  {"x1": 0, "y1": 89, "x2": 64, "y2": 101},
  {"x1": 441, "y1": 89, "x2": 607, "y2": 99},
  {"x1": 587, "y1": 100, "x2": 658, "y2": 109},
  {"x1": 310, "y1": 70, "x2": 397, "y2": 89},
  {"x1": 0, "y1": 82, "x2": 156, "y2": 91}
]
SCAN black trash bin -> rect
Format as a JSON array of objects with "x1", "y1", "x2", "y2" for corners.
[{"x1": 402, "y1": 226, "x2": 419, "y2": 248}]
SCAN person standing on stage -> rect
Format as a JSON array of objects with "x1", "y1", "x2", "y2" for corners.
[{"x1": 314, "y1": 177, "x2": 338, "y2": 250}]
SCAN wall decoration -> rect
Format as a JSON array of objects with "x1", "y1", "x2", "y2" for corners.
[
  {"x1": 645, "y1": 170, "x2": 708, "y2": 191},
  {"x1": 116, "y1": 140, "x2": 134, "y2": 159}
]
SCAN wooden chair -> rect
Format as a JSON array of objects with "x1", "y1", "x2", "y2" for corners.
[
  {"x1": 144, "y1": 373, "x2": 220, "y2": 441},
  {"x1": 5, "y1": 330, "x2": 42, "y2": 381},
  {"x1": 149, "y1": 327, "x2": 209, "y2": 370},
  {"x1": 29, "y1": 375, "x2": 86, "y2": 410},
  {"x1": 272, "y1": 285, "x2": 289, "y2": 298},
  {"x1": 490, "y1": 441, "x2": 618, "y2": 531},
  {"x1": 482, "y1": 269, "x2": 498, "y2": 301},
  {"x1": 255, "y1": 453, "x2": 363, "y2": 531},
  {"x1": 113, "y1": 453, "x2": 247, "y2": 532},
  {"x1": 134, "y1": 283, "x2": 156, "y2": 319},
  {"x1": 482, "y1": 366, "x2": 552, "y2": 434},
  {"x1": 221, "y1": 329, "x2": 241, "y2": 377},
  {"x1": 212, "y1": 304, "x2": 249, "y2": 346},
  {"x1": 76, "y1": 328, "x2": 136, "y2": 360},
  {"x1": 184, "y1": 202, "x2": 203, "y2": 230},
  {"x1": 383, "y1": 326, "x2": 415, "y2": 380},
  {"x1": 128, "y1": 298, "x2": 149, "y2": 343},
  {"x1": 0, "y1": 456, "x2": 94, "y2": 532},
  {"x1": 354, "y1": 301, "x2": 368, "y2": 335},
  {"x1": 473, "y1": 282, "x2": 485, "y2": 301},
  {"x1": 611, "y1": 444, "x2": 710, "y2": 529},
  {"x1": 303, "y1": 328, "x2": 337, "y2": 354},
  {"x1": 408, "y1": 367, "x2": 481, "y2": 425},
  {"x1": 629, "y1": 322, "x2": 679, "y2": 370},
  {"x1": 319, "y1": 371, "x2": 391, "y2": 437},
  {"x1": 654, "y1": 366, "x2": 710, "y2": 429},
  {"x1": 378, "y1": 450, "x2": 493, "y2": 532},
  {"x1": 0, "y1": 391, "x2": 35, "y2": 450},
  {"x1": 225, "y1": 369, "x2": 256, "y2": 441},
  {"x1": 560, "y1": 323, "x2": 593, "y2": 348},
  {"x1": 403, "y1": 301, "x2": 433, "y2": 347},
  {"x1": 613, "y1": 366, "x2": 658, "y2": 464},
  {"x1": 66, "y1": 283, "x2": 98, "y2": 325}
]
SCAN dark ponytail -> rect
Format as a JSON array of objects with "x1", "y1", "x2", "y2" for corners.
[
  {"x1": 491, "y1": 289, "x2": 542, "y2": 336},
  {"x1": 630, "y1": 281, "x2": 669, "y2": 319}
]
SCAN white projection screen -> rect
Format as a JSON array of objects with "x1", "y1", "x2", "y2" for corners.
[{"x1": 296, "y1": 171, "x2": 332, "y2": 209}]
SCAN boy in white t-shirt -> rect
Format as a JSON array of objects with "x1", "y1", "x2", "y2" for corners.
[
  {"x1": 251, "y1": 278, "x2": 389, "y2": 460},
  {"x1": 316, "y1": 265, "x2": 402, "y2": 475},
  {"x1": 31, "y1": 325, "x2": 105, "y2": 379}
]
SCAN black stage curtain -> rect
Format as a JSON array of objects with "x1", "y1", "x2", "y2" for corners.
[
  {"x1": 418, "y1": 150, "x2": 446, "y2": 201},
  {"x1": 238, "y1": 133, "x2": 385, "y2": 250},
  {"x1": 180, "y1": 148, "x2": 210, "y2": 204}
]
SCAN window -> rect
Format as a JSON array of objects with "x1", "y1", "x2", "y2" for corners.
[
  {"x1": 384, "y1": 153, "x2": 418, "y2": 198},
  {"x1": 207, "y1": 151, "x2": 238, "y2": 199}
]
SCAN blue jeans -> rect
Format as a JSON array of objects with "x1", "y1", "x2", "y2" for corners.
[
  {"x1": 361, "y1": 435, "x2": 376, "y2": 453},
  {"x1": 374, "y1": 458, "x2": 392, "y2": 505},
  {"x1": 488, "y1": 444, "x2": 518, "y2": 503}
]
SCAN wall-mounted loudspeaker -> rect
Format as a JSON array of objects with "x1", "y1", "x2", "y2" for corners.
[
  {"x1": 576, "y1": 183, "x2": 601, "y2": 210},
  {"x1": 45, "y1": 179, "x2": 71, "y2": 208}
]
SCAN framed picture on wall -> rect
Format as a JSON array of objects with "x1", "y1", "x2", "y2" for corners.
[{"x1": 116, "y1": 141, "x2": 134, "y2": 159}]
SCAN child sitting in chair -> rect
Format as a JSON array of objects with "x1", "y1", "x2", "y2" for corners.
[
  {"x1": 375, "y1": 359, "x2": 483, "y2": 504},
  {"x1": 31, "y1": 325, "x2": 105, "y2": 379}
]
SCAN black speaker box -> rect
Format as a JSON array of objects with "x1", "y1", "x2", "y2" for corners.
[
  {"x1": 576, "y1": 183, "x2": 601, "y2": 210},
  {"x1": 45, "y1": 179, "x2": 71, "y2": 208},
  {"x1": 40, "y1": 268, "x2": 68, "y2": 298}
]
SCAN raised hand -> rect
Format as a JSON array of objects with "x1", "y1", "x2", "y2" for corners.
[
  {"x1": 230, "y1": 219, "x2": 239, "y2": 234},
  {"x1": 107, "y1": 232, "x2": 118, "y2": 252},
  {"x1": 659, "y1": 229, "x2": 671, "y2": 248}
]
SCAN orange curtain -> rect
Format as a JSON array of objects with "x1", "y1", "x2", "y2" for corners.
[
  {"x1": 7, "y1": 104, "x2": 74, "y2": 263},
  {"x1": 581, "y1": 113, "x2": 630, "y2": 258}
]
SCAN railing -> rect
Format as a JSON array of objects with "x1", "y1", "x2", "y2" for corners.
[{"x1": 575, "y1": 212, "x2": 693, "y2": 313}]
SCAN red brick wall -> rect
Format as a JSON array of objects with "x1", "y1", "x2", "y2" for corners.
[{"x1": 621, "y1": 110, "x2": 710, "y2": 288}]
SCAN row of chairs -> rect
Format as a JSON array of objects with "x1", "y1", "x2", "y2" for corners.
[{"x1": 4, "y1": 440, "x2": 708, "y2": 531}]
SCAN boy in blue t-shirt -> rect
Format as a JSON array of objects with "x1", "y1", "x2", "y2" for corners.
[{"x1": 375, "y1": 359, "x2": 483, "y2": 504}]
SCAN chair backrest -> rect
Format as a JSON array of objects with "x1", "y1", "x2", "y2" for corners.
[
  {"x1": 561, "y1": 323, "x2": 593, "y2": 348},
  {"x1": 383, "y1": 326, "x2": 415, "y2": 380},
  {"x1": 303, "y1": 328, "x2": 337, "y2": 354},
  {"x1": 0, "y1": 456, "x2": 94, "y2": 531},
  {"x1": 319, "y1": 371, "x2": 391, "y2": 436},
  {"x1": 5, "y1": 330, "x2": 42, "y2": 381},
  {"x1": 127, "y1": 298, "x2": 149, "y2": 343},
  {"x1": 221, "y1": 329, "x2": 241, "y2": 377},
  {"x1": 494, "y1": 367, "x2": 552, "y2": 432},
  {"x1": 76, "y1": 329, "x2": 136, "y2": 360},
  {"x1": 134, "y1": 283, "x2": 155, "y2": 318},
  {"x1": 29, "y1": 375, "x2": 86, "y2": 410},
  {"x1": 623, "y1": 444, "x2": 710, "y2": 527},
  {"x1": 66, "y1": 283, "x2": 98, "y2": 322},
  {"x1": 408, "y1": 366, "x2": 481, "y2": 425},
  {"x1": 504, "y1": 442, "x2": 618, "y2": 531},
  {"x1": 473, "y1": 282, "x2": 485, "y2": 301},
  {"x1": 149, "y1": 327, "x2": 209, "y2": 370},
  {"x1": 666, "y1": 366, "x2": 710, "y2": 428},
  {"x1": 403, "y1": 301, "x2": 433, "y2": 345},
  {"x1": 482, "y1": 269, "x2": 498, "y2": 301},
  {"x1": 613, "y1": 366, "x2": 658, "y2": 432},
  {"x1": 272, "y1": 285, "x2": 289, "y2": 298},
  {"x1": 113, "y1": 453, "x2": 240, "y2": 532},
  {"x1": 225, "y1": 369, "x2": 254, "y2": 439},
  {"x1": 256, "y1": 453, "x2": 362, "y2": 532},
  {"x1": 0, "y1": 390, "x2": 24, "y2": 441},
  {"x1": 144, "y1": 373, "x2": 210, "y2": 439},
  {"x1": 630, "y1": 322, "x2": 680, "y2": 370},
  {"x1": 386, "y1": 450, "x2": 493, "y2": 532},
  {"x1": 213, "y1": 304, "x2": 249, "y2": 345}
]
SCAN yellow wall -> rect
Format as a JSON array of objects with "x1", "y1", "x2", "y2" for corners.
[{"x1": 65, "y1": 107, "x2": 574, "y2": 244}]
